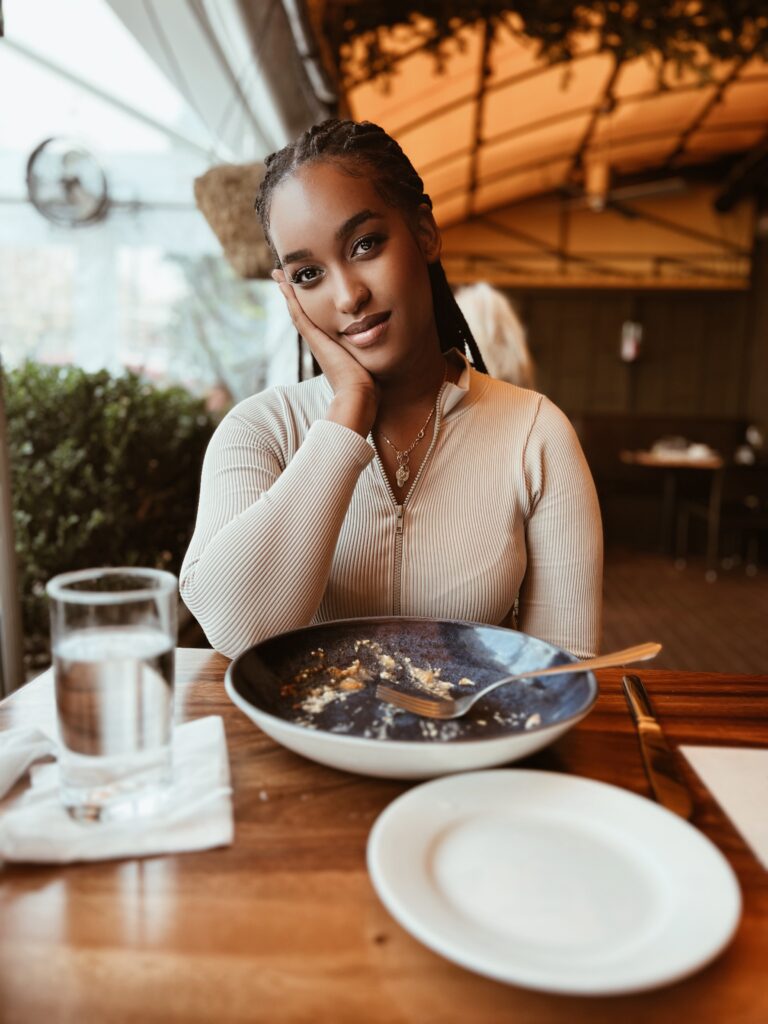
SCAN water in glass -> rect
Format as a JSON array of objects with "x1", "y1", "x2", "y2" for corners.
[{"x1": 47, "y1": 567, "x2": 177, "y2": 821}]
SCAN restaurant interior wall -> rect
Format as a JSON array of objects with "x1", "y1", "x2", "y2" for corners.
[
  {"x1": 745, "y1": 228, "x2": 768, "y2": 424},
  {"x1": 500, "y1": 276, "x2": 765, "y2": 552},
  {"x1": 506, "y1": 287, "x2": 751, "y2": 420}
]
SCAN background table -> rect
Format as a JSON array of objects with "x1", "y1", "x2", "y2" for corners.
[
  {"x1": 620, "y1": 449, "x2": 725, "y2": 563},
  {"x1": 1, "y1": 648, "x2": 767, "y2": 1024}
]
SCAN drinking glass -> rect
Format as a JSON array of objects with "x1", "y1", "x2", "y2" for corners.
[{"x1": 47, "y1": 567, "x2": 177, "y2": 821}]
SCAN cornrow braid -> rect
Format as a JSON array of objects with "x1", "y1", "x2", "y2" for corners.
[
  {"x1": 429, "y1": 261, "x2": 488, "y2": 374},
  {"x1": 255, "y1": 118, "x2": 487, "y2": 378}
]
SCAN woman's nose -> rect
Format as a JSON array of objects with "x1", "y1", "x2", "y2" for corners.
[{"x1": 334, "y1": 271, "x2": 370, "y2": 315}]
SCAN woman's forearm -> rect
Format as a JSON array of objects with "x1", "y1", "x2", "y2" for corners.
[{"x1": 180, "y1": 417, "x2": 373, "y2": 658}]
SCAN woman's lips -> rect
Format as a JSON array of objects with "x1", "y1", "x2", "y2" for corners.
[{"x1": 341, "y1": 312, "x2": 391, "y2": 348}]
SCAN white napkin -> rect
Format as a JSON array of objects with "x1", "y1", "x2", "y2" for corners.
[
  {"x1": 0, "y1": 726, "x2": 57, "y2": 799},
  {"x1": 681, "y1": 745, "x2": 768, "y2": 870},
  {"x1": 0, "y1": 716, "x2": 233, "y2": 864}
]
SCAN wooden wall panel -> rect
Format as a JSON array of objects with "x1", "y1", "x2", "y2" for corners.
[
  {"x1": 698, "y1": 296, "x2": 747, "y2": 416},
  {"x1": 746, "y1": 232, "x2": 768, "y2": 425},
  {"x1": 587, "y1": 297, "x2": 635, "y2": 413},
  {"x1": 509, "y1": 288, "x2": 751, "y2": 419},
  {"x1": 635, "y1": 296, "x2": 703, "y2": 416}
]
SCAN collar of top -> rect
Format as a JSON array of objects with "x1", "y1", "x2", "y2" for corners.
[{"x1": 440, "y1": 348, "x2": 483, "y2": 418}]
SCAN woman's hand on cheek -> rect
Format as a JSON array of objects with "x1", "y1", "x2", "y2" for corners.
[{"x1": 272, "y1": 270, "x2": 379, "y2": 436}]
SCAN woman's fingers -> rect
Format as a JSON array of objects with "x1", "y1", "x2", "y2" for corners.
[
  {"x1": 272, "y1": 270, "x2": 349, "y2": 370},
  {"x1": 271, "y1": 269, "x2": 379, "y2": 435},
  {"x1": 271, "y1": 270, "x2": 372, "y2": 382},
  {"x1": 271, "y1": 270, "x2": 325, "y2": 348}
]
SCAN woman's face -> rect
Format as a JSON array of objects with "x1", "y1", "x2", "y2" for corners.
[{"x1": 267, "y1": 160, "x2": 442, "y2": 377}]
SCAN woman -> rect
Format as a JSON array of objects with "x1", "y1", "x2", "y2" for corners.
[{"x1": 180, "y1": 119, "x2": 602, "y2": 659}]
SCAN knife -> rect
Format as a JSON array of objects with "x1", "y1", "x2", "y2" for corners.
[{"x1": 622, "y1": 674, "x2": 694, "y2": 819}]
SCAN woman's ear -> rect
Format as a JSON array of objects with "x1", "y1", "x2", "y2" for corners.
[{"x1": 414, "y1": 203, "x2": 442, "y2": 263}]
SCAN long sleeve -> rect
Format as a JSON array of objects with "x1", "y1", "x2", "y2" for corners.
[
  {"x1": 517, "y1": 396, "x2": 603, "y2": 659},
  {"x1": 180, "y1": 396, "x2": 374, "y2": 658}
]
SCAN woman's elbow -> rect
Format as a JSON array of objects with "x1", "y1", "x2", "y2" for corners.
[{"x1": 179, "y1": 576, "x2": 245, "y2": 660}]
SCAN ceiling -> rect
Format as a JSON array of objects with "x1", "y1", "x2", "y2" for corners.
[
  {"x1": 341, "y1": 21, "x2": 768, "y2": 227},
  {"x1": 309, "y1": 13, "x2": 768, "y2": 287}
]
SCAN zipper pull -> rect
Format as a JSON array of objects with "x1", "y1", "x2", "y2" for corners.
[{"x1": 395, "y1": 505, "x2": 404, "y2": 535}]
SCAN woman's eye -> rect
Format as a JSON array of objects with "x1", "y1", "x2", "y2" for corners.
[
  {"x1": 291, "y1": 266, "x2": 322, "y2": 285},
  {"x1": 351, "y1": 234, "x2": 384, "y2": 258}
]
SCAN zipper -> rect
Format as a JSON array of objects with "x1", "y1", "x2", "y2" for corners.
[
  {"x1": 393, "y1": 504, "x2": 404, "y2": 614},
  {"x1": 372, "y1": 380, "x2": 449, "y2": 615}
]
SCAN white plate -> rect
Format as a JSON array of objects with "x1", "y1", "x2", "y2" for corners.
[{"x1": 367, "y1": 770, "x2": 741, "y2": 995}]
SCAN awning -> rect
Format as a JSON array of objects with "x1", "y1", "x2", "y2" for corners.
[
  {"x1": 319, "y1": 13, "x2": 768, "y2": 287},
  {"x1": 345, "y1": 25, "x2": 768, "y2": 225},
  {"x1": 105, "y1": 0, "x2": 329, "y2": 161}
]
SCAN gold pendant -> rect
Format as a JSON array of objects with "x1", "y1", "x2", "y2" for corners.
[{"x1": 396, "y1": 463, "x2": 410, "y2": 488}]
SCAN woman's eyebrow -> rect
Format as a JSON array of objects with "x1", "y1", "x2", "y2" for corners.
[
  {"x1": 280, "y1": 209, "x2": 384, "y2": 266},
  {"x1": 335, "y1": 208, "x2": 382, "y2": 241},
  {"x1": 281, "y1": 247, "x2": 312, "y2": 266}
]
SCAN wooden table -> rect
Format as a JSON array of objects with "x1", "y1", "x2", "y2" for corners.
[
  {"x1": 1, "y1": 649, "x2": 767, "y2": 1024},
  {"x1": 620, "y1": 449, "x2": 725, "y2": 568}
]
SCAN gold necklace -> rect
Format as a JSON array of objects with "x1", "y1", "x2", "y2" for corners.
[{"x1": 378, "y1": 368, "x2": 447, "y2": 489}]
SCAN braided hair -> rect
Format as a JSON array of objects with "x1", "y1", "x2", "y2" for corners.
[{"x1": 255, "y1": 119, "x2": 487, "y2": 379}]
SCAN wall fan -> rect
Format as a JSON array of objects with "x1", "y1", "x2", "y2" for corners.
[{"x1": 26, "y1": 138, "x2": 110, "y2": 227}]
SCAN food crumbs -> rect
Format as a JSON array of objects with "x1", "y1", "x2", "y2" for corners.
[{"x1": 284, "y1": 642, "x2": 532, "y2": 742}]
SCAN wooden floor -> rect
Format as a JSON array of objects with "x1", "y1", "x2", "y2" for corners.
[{"x1": 602, "y1": 545, "x2": 768, "y2": 673}]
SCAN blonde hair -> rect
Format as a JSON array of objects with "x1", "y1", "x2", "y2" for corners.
[{"x1": 454, "y1": 283, "x2": 535, "y2": 389}]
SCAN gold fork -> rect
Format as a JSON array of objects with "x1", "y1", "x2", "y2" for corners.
[{"x1": 375, "y1": 642, "x2": 662, "y2": 720}]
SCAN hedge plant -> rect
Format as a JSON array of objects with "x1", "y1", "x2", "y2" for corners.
[{"x1": 3, "y1": 362, "x2": 217, "y2": 669}]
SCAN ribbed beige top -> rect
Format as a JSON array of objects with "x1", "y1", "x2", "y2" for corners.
[{"x1": 180, "y1": 356, "x2": 603, "y2": 660}]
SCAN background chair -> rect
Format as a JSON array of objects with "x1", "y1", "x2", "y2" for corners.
[{"x1": 676, "y1": 463, "x2": 768, "y2": 580}]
